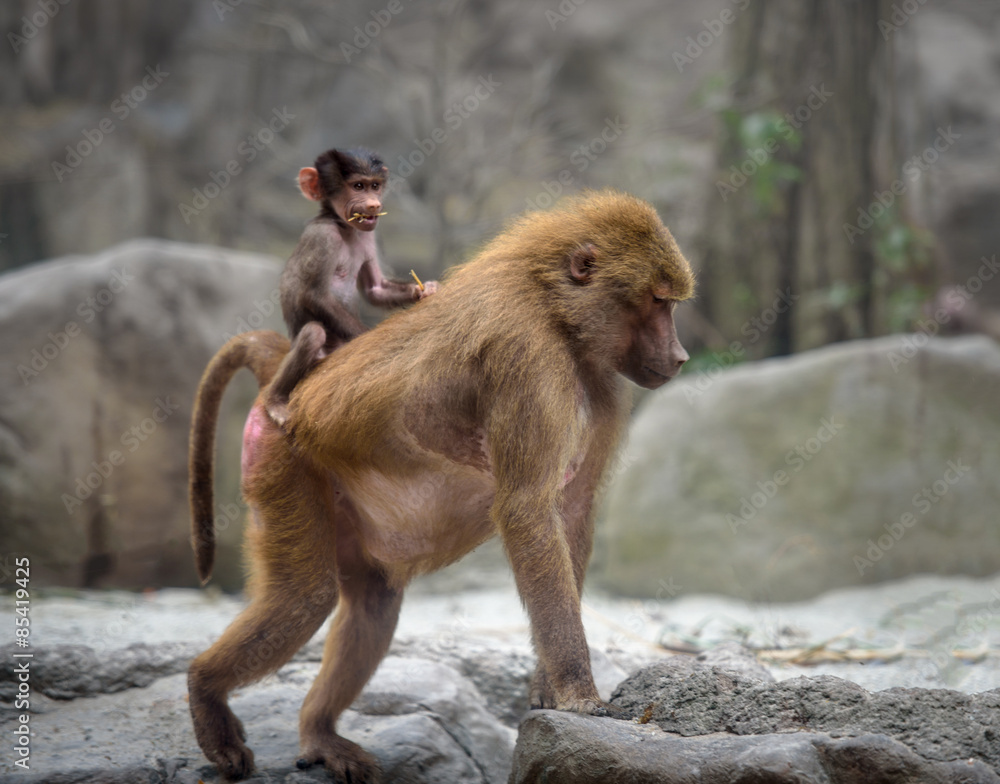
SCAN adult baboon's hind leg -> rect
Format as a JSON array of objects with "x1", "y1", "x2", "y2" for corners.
[
  {"x1": 188, "y1": 471, "x2": 340, "y2": 780},
  {"x1": 187, "y1": 590, "x2": 335, "y2": 779},
  {"x1": 296, "y1": 554, "x2": 403, "y2": 783}
]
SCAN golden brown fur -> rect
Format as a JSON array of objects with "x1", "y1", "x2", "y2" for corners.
[{"x1": 187, "y1": 189, "x2": 694, "y2": 781}]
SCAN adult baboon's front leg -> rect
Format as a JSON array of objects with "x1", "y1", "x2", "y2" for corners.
[
  {"x1": 494, "y1": 486, "x2": 609, "y2": 716},
  {"x1": 528, "y1": 440, "x2": 620, "y2": 713}
]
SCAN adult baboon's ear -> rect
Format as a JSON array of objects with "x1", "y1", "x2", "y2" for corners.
[{"x1": 568, "y1": 243, "x2": 598, "y2": 283}]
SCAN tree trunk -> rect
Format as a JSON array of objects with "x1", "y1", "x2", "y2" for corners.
[{"x1": 697, "y1": 0, "x2": 901, "y2": 358}]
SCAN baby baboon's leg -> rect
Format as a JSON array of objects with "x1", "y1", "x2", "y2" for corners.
[{"x1": 265, "y1": 322, "x2": 330, "y2": 426}]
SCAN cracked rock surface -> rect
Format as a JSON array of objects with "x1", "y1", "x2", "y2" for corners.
[
  {"x1": 510, "y1": 713, "x2": 999, "y2": 784},
  {"x1": 1, "y1": 648, "x2": 521, "y2": 784},
  {"x1": 511, "y1": 647, "x2": 1000, "y2": 784}
]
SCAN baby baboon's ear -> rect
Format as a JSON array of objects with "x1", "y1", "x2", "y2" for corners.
[{"x1": 298, "y1": 167, "x2": 323, "y2": 202}]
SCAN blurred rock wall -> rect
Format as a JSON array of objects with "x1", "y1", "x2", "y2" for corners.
[
  {"x1": 0, "y1": 0, "x2": 723, "y2": 280},
  {"x1": 0, "y1": 240, "x2": 284, "y2": 589}
]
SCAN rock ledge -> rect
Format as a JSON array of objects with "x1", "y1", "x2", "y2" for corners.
[{"x1": 511, "y1": 649, "x2": 1000, "y2": 784}]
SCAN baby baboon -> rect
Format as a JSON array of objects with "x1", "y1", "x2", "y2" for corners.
[{"x1": 266, "y1": 147, "x2": 437, "y2": 424}]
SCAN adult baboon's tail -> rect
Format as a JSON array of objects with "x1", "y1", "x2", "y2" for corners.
[{"x1": 189, "y1": 330, "x2": 290, "y2": 583}]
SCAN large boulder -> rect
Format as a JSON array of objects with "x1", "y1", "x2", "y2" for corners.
[
  {"x1": 510, "y1": 712, "x2": 1000, "y2": 784},
  {"x1": 611, "y1": 654, "x2": 1000, "y2": 765},
  {"x1": 597, "y1": 335, "x2": 1000, "y2": 601},
  {"x1": 0, "y1": 239, "x2": 285, "y2": 590},
  {"x1": 510, "y1": 650, "x2": 1000, "y2": 784}
]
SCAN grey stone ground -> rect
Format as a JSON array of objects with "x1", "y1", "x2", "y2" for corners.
[
  {"x1": 2, "y1": 561, "x2": 999, "y2": 781},
  {"x1": 17, "y1": 567, "x2": 999, "y2": 691}
]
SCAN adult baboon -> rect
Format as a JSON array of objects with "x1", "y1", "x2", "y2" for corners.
[{"x1": 188, "y1": 190, "x2": 694, "y2": 781}]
